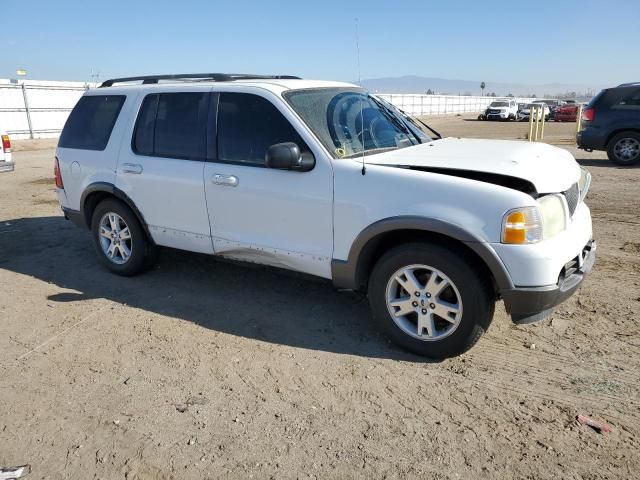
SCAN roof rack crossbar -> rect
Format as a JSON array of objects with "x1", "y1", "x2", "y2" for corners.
[{"x1": 100, "y1": 73, "x2": 301, "y2": 88}]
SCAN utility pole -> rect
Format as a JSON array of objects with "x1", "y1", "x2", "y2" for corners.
[{"x1": 17, "y1": 69, "x2": 33, "y2": 139}]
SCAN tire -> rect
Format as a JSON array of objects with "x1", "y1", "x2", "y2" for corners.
[
  {"x1": 607, "y1": 131, "x2": 640, "y2": 166},
  {"x1": 368, "y1": 242, "x2": 494, "y2": 359},
  {"x1": 90, "y1": 198, "x2": 157, "y2": 276}
]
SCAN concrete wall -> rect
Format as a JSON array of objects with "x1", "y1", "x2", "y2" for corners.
[
  {"x1": 376, "y1": 93, "x2": 537, "y2": 116},
  {"x1": 0, "y1": 78, "x2": 539, "y2": 140},
  {"x1": 0, "y1": 79, "x2": 90, "y2": 139}
]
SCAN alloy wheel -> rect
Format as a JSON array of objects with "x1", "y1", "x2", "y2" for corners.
[
  {"x1": 385, "y1": 264, "x2": 463, "y2": 341},
  {"x1": 614, "y1": 137, "x2": 640, "y2": 162},
  {"x1": 98, "y1": 212, "x2": 133, "y2": 264}
]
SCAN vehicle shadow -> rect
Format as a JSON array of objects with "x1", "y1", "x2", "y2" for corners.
[
  {"x1": 576, "y1": 157, "x2": 640, "y2": 168},
  {"x1": 0, "y1": 216, "x2": 432, "y2": 362}
]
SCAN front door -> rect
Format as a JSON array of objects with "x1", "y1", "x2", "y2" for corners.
[{"x1": 203, "y1": 91, "x2": 334, "y2": 278}]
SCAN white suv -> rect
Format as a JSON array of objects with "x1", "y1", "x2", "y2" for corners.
[
  {"x1": 484, "y1": 99, "x2": 518, "y2": 121},
  {"x1": 1, "y1": 130, "x2": 13, "y2": 172},
  {"x1": 55, "y1": 73, "x2": 596, "y2": 358}
]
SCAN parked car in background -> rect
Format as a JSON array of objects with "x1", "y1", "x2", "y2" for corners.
[
  {"x1": 54, "y1": 72, "x2": 595, "y2": 358},
  {"x1": 537, "y1": 99, "x2": 565, "y2": 120},
  {"x1": 0, "y1": 130, "x2": 13, "y2": 173},
  {"x1": 554, "y1": 103, "x2": 580, "y2": 122},
  {"x1": 518, "y1": 103, "x2": 551, "y2": 122},
  {"x1": 482, "y1": 100, "x2": 518, "y2": 121},
  {"x1": 577, "y1": 82, "x2": 640, "y2": 166}
]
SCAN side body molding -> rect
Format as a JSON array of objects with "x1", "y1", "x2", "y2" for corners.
[
  {"x1": 78, "y1": 182, "x2": 154, "y2": 243},
  {"x1": 331, "y1": 216, "x2": 514, "y2": 292}
]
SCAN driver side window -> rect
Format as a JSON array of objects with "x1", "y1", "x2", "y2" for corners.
[{"x1": 216, "y1": 93, "x2": 309, "y2": 166}]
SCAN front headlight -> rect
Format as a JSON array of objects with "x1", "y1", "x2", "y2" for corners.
[
  {"x1": 501, "y1": 196, "x2": 568, "y2": 244},
  {"x1": 501, "y1": 207, "x2": 542, "y2": 244},
  {"x1": 579, "y1": 167, "x2": 591, "y2": 201},
  {"x1": 538, "y1": 194, "x2": 567, "y2": 239}
]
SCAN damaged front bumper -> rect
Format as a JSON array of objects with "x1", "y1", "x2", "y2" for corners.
[{"x1": 501, "y1": 240, "x2": 596, "y2": 324}]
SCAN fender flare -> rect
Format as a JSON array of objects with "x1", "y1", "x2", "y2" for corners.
[
  {"x1": 80, "y1": 182, "x2": 154, "y2": 243},
  {"x1": 331, "y1": 216, "x2": 514, "y2": 292}
]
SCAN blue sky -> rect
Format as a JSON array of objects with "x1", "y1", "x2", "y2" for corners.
[{"x1": 2, "y1": 0, "x2": 638, "y2": 87}]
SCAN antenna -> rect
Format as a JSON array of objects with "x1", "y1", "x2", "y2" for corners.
[{"x1": 355, "y1": 18, "x2": 366, "y2": 176}]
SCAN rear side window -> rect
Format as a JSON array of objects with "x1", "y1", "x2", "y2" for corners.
[
  {"x1": 59, "y1": 95, "x2": 125, "y2": 150},
  {"x1": 133, "y1": 92, "x2": 209, "y2": 160},
  {"x1": 217, "y1": 93, "x2": 307, "y2": 166},
  {"x1": 620, "y1": 88, "x2": 640, "y2": 107}
]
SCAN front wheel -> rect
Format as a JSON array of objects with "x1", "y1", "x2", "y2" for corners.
[
  {"x1": 368, "y1": 243, "x2": 494, "y2": 358},
  {"x1": 607, "y1": 132, "x2": 640, "y2": 166}
]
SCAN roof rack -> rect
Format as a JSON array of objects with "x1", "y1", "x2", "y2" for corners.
[
  {"x1": 100, "y1": 73, "x2": 302, "y2": 88},
  {"x1": 617, "y1": 82, "x2": 640, "y2": 88}
]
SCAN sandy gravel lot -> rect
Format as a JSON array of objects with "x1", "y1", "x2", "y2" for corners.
[{"x1": 1, "y1": 117, "x2": 639, "y2": 479}]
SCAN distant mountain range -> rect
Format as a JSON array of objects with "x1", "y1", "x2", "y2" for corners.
[{"x1": 357, "y1": 75, "x2": 601, "y2": 97}]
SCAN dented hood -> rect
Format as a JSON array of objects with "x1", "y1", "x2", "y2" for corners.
[{"x1": 365, "y1": 137, "x2": 581, "y2": 193}]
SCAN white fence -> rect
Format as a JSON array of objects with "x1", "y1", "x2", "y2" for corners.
[
  {"x1": 0, "y1": 79, "x2": 89, "y2": 139},
  {"x1": 376, "y1": 94, "x2": 536, "y2": 116},
  {"x1": 0, "y1": 78, "x2": 540, "y2": 140}
]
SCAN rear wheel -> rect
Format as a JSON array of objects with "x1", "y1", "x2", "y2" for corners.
[
  {"x1": 368, "y1": 243, "x2": 494, "y2": 358},
  {"x1": 607, "y1": 132, "x2": 640, "y2": 166},
  {"x1": 91, "y1": 198, "x2": 157, "y2": 276}
]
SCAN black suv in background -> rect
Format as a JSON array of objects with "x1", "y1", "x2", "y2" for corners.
[{"x1": 577, "y1": 82, "x2": 640, "y2": 166}]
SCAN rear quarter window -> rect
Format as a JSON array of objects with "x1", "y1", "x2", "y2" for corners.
[{"x1": 59, "y1": 95, "x2": 125, "y2": 150}]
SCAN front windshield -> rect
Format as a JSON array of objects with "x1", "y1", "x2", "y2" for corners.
[
  {"x1": 490, "y1": 101, "x2": 509, "y2": 107},
  {"x1": 284, "y1": 88, "x2": 428, "y2": 159}
]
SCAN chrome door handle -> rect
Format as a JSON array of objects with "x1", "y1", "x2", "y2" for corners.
[
  {"x1": 211, "y1": 174, "x2": 239, "y2": 187},
  {"x1": 121, "y1": 163, "x2": 143, "y2": 174}
]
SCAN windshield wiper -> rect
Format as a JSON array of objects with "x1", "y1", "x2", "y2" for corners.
[
  {"x1": 397, "y1": 108, "x2": 442, "y2": 140},
  {"x1": 343, "y1": 146, "x2": 399, "y2": 159},
  {"x1": 367, "y1": 95, "x2": 421, "y2": 144}
]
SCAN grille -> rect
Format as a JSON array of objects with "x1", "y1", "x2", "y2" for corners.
[
  {"x1": 559, "y1": 241, "x2": 593, "y2": 283},
  {"x1": 561, "y1": 257, "x2": 580, "y2": 280},
  {"x1": 563, "y1": 182, "x2": 580, "y2": 216}
]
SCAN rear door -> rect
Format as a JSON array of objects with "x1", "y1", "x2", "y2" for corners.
[
  {"x1": 203, "y1": 90, "x2": 334, "y2": 278},
  {"x1": 115, "y1": 88, "x2": 213, "y2": 253}
]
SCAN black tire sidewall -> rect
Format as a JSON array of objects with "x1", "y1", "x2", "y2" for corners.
[
  {"x1": 607, "y1": 132, "x2": 640, "y2": 166},
  {"x1": 368, "y1": 243, "x2": 494, "y2": 359},
  {"x1": 90, "y1": 199, "x2": 150, "y2": 276}
]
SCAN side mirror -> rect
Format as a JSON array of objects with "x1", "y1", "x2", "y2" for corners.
[{"x1": 265, "y1": 142, "x2": 315, "y2": 172}]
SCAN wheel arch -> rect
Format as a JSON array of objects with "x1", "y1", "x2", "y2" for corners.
[
  {"x1": 80, "y1": 182, "x2": 154, "y2": 244},
  {"x1": 331, "y1": 216, "x2": 514, "y2": 294},
  {"x1": 605, "y1": 128, "x2": 640, "y2": 147}
]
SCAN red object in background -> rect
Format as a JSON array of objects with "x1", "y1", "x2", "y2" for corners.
[
  {"x1": 1, "y1": 134, "x2": 10, "y2": 152},
  {"x1": 576, "y1": 414, "x2": 612, "y2": 434},
  {"x1": 555, "y1": 104, "x2": 580, "y2": 122}
]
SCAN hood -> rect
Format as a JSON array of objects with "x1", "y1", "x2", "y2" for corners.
[{"x1": 365, "y1": 137, "x2": 580, "y2": 194}]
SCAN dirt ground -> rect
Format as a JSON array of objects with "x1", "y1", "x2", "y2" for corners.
[{"x1": 1, "y1": 117, "x2": 639, "y2": 480}]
